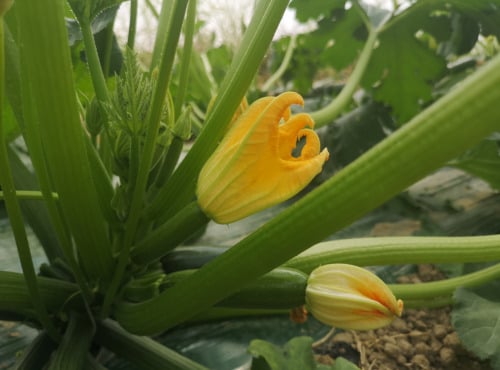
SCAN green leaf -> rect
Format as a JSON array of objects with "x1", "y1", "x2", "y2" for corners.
[
  {"x1": 248, "y1": 336, "x2": 359, "y2": 370},
  {"x1": 362, "y1": 9, "x2": 447, "y2": 122},
  {"x1": 68, "y1": 0, "x2": 124, "y2": 24},
  {"x1": 452, "y1": 288, "x2": 499, "y2": 368},
  {"x1": 450, "y1": 136, "x2": 500, "y2": 189},
  {"x1": 284, "y1": 2, "x2": 366, "y2": 93},
  {"x1": 289, "y1": 0, "x2": 345, "y2": 23}
]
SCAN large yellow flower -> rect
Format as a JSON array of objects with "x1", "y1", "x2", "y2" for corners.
[
  {"x1": 196, "y1": 92, "x2": 329, "y2": 224},
  {"x1": 306, "y1": 264, "x2": 404, "y2": 331}
]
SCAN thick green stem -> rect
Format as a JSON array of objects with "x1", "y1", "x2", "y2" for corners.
[
  {"x1": 131, "y1": 201, "x2": 209, "y2": 265},
  {"x1": 309, "y1": 27, "x2": 377, "y2": 128},
  {"x1": 0, "y1": 18, "x2": 59, "y2": 340},
  {"x1": 284, "y1": 236, "x2": 500, "y2": 273},
  {"x1": 116, "y1": 51, "x2": 500, "y2": 335},
  {"x1": 48, "y1": 313, "x2": 94, "y2": 370},
  {"x1": 16, "y1": 0, "x2": 113, "y2": 282},
  {"x1": 0, "y1": 271, "x2": 79, "y2": 315},
  {"x1": 95, "y1": 320, "x2": 209, "y2": 370}
]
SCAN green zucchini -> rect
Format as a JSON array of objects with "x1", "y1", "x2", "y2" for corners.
[{"x1": 164, "y1": 267, "x2": 307, "y2": 309}]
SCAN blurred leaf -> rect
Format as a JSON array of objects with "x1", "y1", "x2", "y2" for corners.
[
  {"x1": 248, "y1": 336, "x2": 359, "y2": 370},
  {"x1": 206, "y1": 45, "x2": 233, "y2": 86},
  {"x1": 452, "y1": 288, "x2": 499, "y2": 368},
  {"x1": 67, "y1": 6, "x2": 120, "y2": 45},
  {"x1": 283, "y1": 2, "x2": 366, "y2": 93},
  {"x1": 437, "y1": 12, "x2": 480, "y2": 57},
  {"x1": 289, "y1": 0, "x2": 345, "y2": 23},
  {"x1": 448, "y1": 0, "x2": 500, "y2": 39},
  {"x1": 68, "y1": 0, "x2": 124, "y2": 24},
  {"x1": 450, "y1": 137, "x2": 500, "y2": 190}
]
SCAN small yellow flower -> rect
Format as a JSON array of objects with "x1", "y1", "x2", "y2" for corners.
[
  {"x1": 196, "y1": 92, "x2": 329, "y2": 224},
  {"x1": 306, "y1": 264, "x2": 403, "y2": 331}
]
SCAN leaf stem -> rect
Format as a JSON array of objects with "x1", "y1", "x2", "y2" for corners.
[
  {"x1": 131, "y1": 201, "x2": 209, "y2": 265},
  {"x1": 309, "y1": 25, "x2": 377, "y2": 128},
  {"x1": 95, "y1": 320, "x2": 210, "y2": 370},
  {"x1": 261, "y1": 34, "x2": 297, "y2": 93},
  {"x1": 127, "y1": 0, "x2": 138, "y2": 49},
  {"x1": 284, "y1": 235, "x2": 500, "y2": 273},
  {"x1": 390, "y1": 262, "x2": 500, "y2": 304},
  {"x1": 80, "y1": 17, "x2": 110, "y2": 102},
  {"x1": 0, "y1": 18, "x2": 59, "y2": 341},
  {"x1": 0, "y1": 190, "x2": 58, "y2": 200}
]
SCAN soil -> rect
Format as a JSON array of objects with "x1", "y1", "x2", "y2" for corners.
[{"x1": 313, "y1": 264, "x2": 492, "y2": 370}]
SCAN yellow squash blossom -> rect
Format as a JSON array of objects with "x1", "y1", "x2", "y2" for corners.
[
  {"x1": 306, "y1": 264, "x2": 403, "y2": 331},
  {"x1": 196, "y1": 92, "x2": 329, "y2": 224}
]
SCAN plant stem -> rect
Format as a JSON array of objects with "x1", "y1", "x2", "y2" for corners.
[
  {"x1": 100, "y1": 0, "x2": 188, "y2": 318},
  {"x1": 0, "y1": 190, "x2": 58, "y2": 200},
  {"x1": 261, "y1": 34, "x2": 296, "y2": 93},
  {"x1": 131, "y1": 201, "x2": 209, "y2": 265},
  {"x1": 16, "y1": 0, "x2": 113, "y2": 281},
  {"x1": 80, "y1": 17, "x2": 110, "y2": 103},
  {"x1": 390, "y1": 262, "x2": 500, "y2": 303},
  {"x1": 95, "y1": 320, "x2": 210, "y2": 370},
  {"x1": 115, "y1": 51, "x2": 500, "y2": 335},
  {"x1": 284, "y1": 235, "x2": 500, "y2": 273},
  {"x1": 309, "y1": 26, "x2": 377, "y2": 128},
  {"x1": 173, "y1": 0, "x2": 196, "y2": 118},
  {"x1": 0, "y1": 18, "x2": 59, "y2": 340},
  {"x1": 127, "y1": 0, "x2": 138, "y2": 49}
]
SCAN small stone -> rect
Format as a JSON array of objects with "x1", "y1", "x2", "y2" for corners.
[
  {"x1": 414, "y1": 342, "x2": 430, "y2": 356},
  {"x1": 391, "y1": 318, "x2": 408, "y2": 332},
  {"x1": 412, "y1": 354, "x2": 430, "y2": 368},
  {"x1": 383, "y1": 342, "x2": 401, "y2": 359},
  {"x1": 439, "y1": 347, "x2": 455, "y2": 365},
  {"x1": 433, "y1": 324, "x2": 448, "y2": 339},
  {"x1": 414, "y1": 319, "x2": 428, "y2": 330},
  {"x1": 443, "y1": 332, "x2": 461, "y2": 347},
  {"x1": 398, "y1": 339, "x2": 414, "y2": 357},
  {"x1": 332, "y1": 332, "x2": 354, "y2": 344},
  {"x1": 430, "y1": 338, "x2": 443, "y2": 352},
  {"x1": 396, "y1": 354, "x2": 408, "y2": 365}
]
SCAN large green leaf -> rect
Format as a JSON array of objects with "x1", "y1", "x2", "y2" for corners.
[
  {"x1": 284, "y1": 1, "x2": 366, "y2": 93},
  {"x1": 452, "y1": 288, "x2": 500, "y2": 369},
  {"x1": 362, "y1": 6, "x2": 447, "y2": 122}
]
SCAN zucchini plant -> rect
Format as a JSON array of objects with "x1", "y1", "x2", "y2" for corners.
[{"x1": 1, "y1": 0, "x2": 500, "y2": 369}]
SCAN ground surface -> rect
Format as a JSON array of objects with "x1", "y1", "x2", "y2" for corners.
[{"x1": 314, "y1": 264, "x2": 492, "y2": 370}]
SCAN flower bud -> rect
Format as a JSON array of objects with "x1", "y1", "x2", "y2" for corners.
[
  {"x1": 196, "y1": 92, "x2": 329, "y2": 224},
  {"x1": 306, "y1": 264, "x2": 403, "y2": 330}
]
